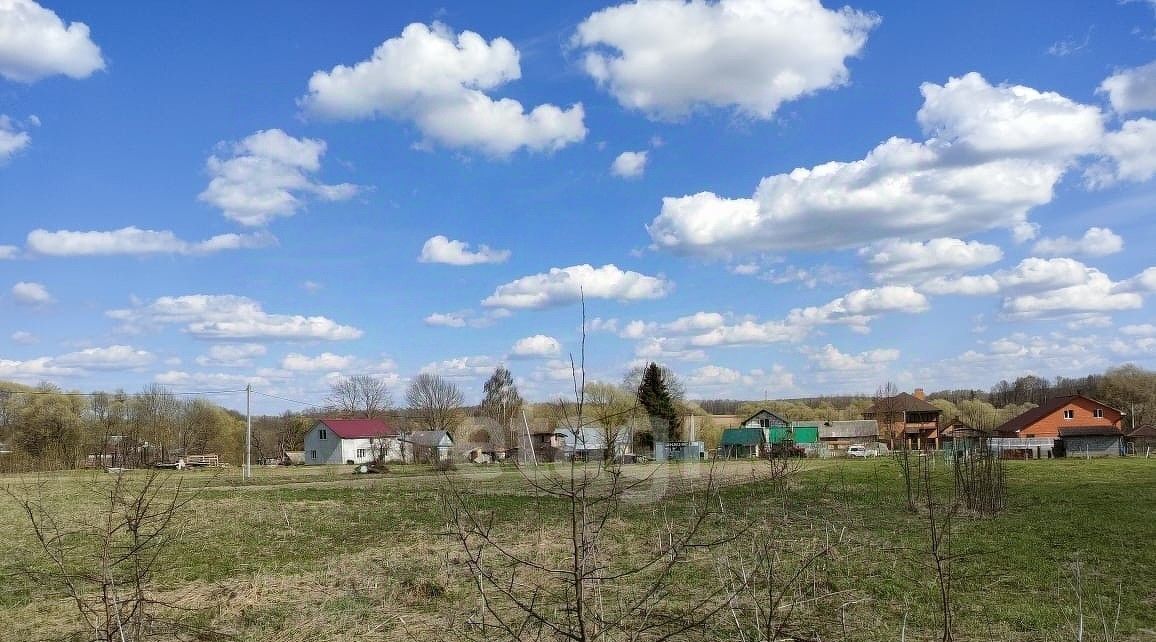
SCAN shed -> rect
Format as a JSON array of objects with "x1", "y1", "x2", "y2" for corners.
[
  {"x1": 1059, "y1": 427, "x2": 1123, "y2": 458},
  {"x1": 818, "y1": 420, "x2": 880, "y2": 452},
  {"x1": 1126, "y1": 425, "x2": 1156, "y2": 455},
  {"x1": 940, "y1": 419, "x2": 989, "y2": 451},
  {"x1": 403, "y1": 430, "x2": 454, "y2": 463},
  {"x1": 719, "y1": 427, "x2": 765, "y2": 458}
]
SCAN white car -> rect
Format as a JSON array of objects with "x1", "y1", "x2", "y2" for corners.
[{"x1": 846, "y1": 445, "x2": 878, "y2": 458}]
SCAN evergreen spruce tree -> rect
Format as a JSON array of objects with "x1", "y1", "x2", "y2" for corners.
[{"x1": 636, "y1": 362, "x2": 682, "y2": 441}]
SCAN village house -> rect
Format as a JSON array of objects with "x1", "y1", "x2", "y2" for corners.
[
  {"x1": 994, "y1": 394, "x2": 1125, "y2": 457},
  {"x1": 555, "y1": 423, "x2": 631, "y2": 461},
  {"x1": 402, "y1": 430, "x2": 454, "y2": 463},
  {"x1": 525, "y1": 423, "x2": 564, "y2": 462},
  {"x1": 862, "y1": 388, "x2": 942, "y2": 449},
  {"x1": 818, "y1": 420, "x2": 880, "y2": 453},
  {"x1": 303, "y1": 418, "x2": 401, "y2": 465},
  {"x1": 718, "y1": 410, "x2": 821, "y2": 457},
  {"x1": 939, "y1": 418, "x2": 989, "y2": 452},
  {"x1": 719, "y1": 409, "x2": 788, "y2": 458}
]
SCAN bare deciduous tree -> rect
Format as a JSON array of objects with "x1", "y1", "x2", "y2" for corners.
[
  {"x1": 327, "y1": 374, "x2": 393, "y2": 419},
  {"x1": 406, "y1": 373, "x2": 465, "y2": 434},
  {"x1": 480, "y1": 367, "x2": 523, "y2": 449}
]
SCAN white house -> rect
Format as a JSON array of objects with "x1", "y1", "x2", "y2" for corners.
[
  {"x1": 303, "y1": 419, "x2": 402, "y2": 465},
  {"x1": 555, "y1": 424, "x2": 631, "y2": 461}
]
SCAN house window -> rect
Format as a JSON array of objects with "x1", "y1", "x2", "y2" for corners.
[
  {"x1": 319, "y1": 429, "x2": 327, "y2": 440},
  {"x1": 356, "y1": 448, "x2": 367, "y2": 458},
  {"x1": 1094, "y1": 408, "x2": 1104, "y2": 418},
  {"x1": 759, "y1": 418, "x2": 770, "y2": 428},
  {"x1": 310, "y1": 450, "x2": 317, "y2": 460},
  {"x1": 1063, "y1": 409, "x2": 1074, "y2": 420}
]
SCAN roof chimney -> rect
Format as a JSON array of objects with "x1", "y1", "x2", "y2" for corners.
[{"x1": 913, "y1": 388, "x2": 925, "y2": 400}]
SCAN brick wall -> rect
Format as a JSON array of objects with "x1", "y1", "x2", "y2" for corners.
[{"x1": 1021, "y1": 398, "x2": 1123, "y2": 438}]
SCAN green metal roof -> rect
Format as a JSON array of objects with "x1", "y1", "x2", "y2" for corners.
[{"x1": 720, "y1": 427, "x2": 765, "y2": 446}]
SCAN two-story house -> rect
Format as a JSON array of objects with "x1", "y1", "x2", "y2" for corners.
[
  {"x1": 303, "y1": 418, "x2": 401, "y2": 465},
  {"x1": 862, "y1": 388, "x2": 942, "y2": 449},
  {"x1": 994, "y1": 394, "x2": 1124, "y2": 457}
]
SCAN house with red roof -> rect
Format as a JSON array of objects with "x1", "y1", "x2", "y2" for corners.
[
  {"x1": 303, "y1": 418, "x2": 402, "y2": 465},
  {"x1": 994, "y1": 394, "x2": 1125, "y2": 457}
]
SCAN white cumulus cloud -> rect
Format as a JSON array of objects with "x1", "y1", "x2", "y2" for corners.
[
  {"x1": 0, "y1": 0, "x2": 104, "y2": 83},
  {"x1": 807, "y1": 344, "x2": 900, "y2": 371},
  {"x1": 199, "y1": 129, "x2": 359, "y2": 227},
  {"x1": 1099, "y1": 59, "x2": 1156, "y2": 114},
  {"x1": 301, "y1": 22, "x2": 585, "y2": 156},
  {"x1": 482, "y1": 264, "x2": 670, "y2": 309},
  {"x1": 281, "y1": 352, "x2": 357, "y2": 372},
  {"x1": 195, "y1": 343, "x2": 267, "y2": 367},
  {"x1": 11, "y1": 280, "x2": 52, "y2": 305},
  {"x1": 690, "y1": 285, "x2": 928, "y2": 347},
  {"x1": 574, "y1": 0, "x2": 878, "y2": 120},
  {"x1": 424, "y1": 312, "x2": 468, "y2": 328},
  {"x1": 861, "y1": 237, "x2": 1003, "y2": 282},
  {"x1": 107, "y1": 294, "x2": 363, "y2": 342},
  {"x1": 26, "y1": 227, "x2": 274, "y2": 256},
  {"x1": 611, "y1": 150, "x2": 647, "y2": 178},
  {"x1": 647, "y1": 73, "x2": 1104, "y2": 255},
  {"x1": 1093, "y1": 118, "x2": 1156, "y2": 185},
  {"x1": 510, "y1": 334, "x2": 562, "y2": 359},
  {"x1": 421, "y1": 354, "x2": 498, "y2": 378},
  {"x1": 922, "y1": 257, "x2": 1118, "y2": 301},
  {"x1": 419, "y1": 235, "x2": 510, "y2": 265},
  {"x1": 53, "y1": 345, "x2": 154, "y2": 370},
  {"x1": 1032, "y1": 227, "x2": 1124, "y2": 257}
]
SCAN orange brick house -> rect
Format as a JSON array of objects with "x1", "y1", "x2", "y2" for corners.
[{"x1": 994, "y1": 394, "x2": 1125, "y2": 457}]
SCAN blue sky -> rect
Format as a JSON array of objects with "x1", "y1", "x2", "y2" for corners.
[{"x1": 2, "y1": 0, "x2": 1156, "y2": 413}]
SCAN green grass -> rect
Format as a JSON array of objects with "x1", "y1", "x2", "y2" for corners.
[{"x1": 1, "y1": 458, "x2": 1153, "y2": 641}]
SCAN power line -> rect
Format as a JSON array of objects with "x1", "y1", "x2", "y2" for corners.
[{"x1": 250, "y1": 389, "x2": 323, "y2": 408}]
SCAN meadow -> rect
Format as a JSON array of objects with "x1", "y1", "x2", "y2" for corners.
[{"x1": 1, "y1": 457, "x2": 1153, "y2": 641}]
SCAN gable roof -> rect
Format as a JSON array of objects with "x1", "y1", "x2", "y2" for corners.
[
  {"x1": 1127, "y1": 424, "x2": 1156, "y2": 438},
  {"x1": 864, "y1": 392, "x2": 941, "y2": 415},
  {"x1": 555, "y1": 425, "x2": 629, "y2": 450},
  {"x1": 994, "y1": 394, "x2": 1120, "y2": 435},
  {"x1": 404, "y1": 430, "x2": 454, "y2": 447},
  {"x1": 740, "y1": 409, "x2": 789, "y2": 427},
  {"x1": 941, "y1": 418, "x2": 989, "y2": 437},
  {"x1": 315, "y1": 418, "x2": 398, "y2": 439},
  {"x1": 820, "y1": 420, "x2": 878, "y2": 440}
]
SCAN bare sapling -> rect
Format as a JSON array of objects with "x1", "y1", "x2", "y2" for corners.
[{"x1": 4, "y1": 470, "x2": 216, "y2": 641}]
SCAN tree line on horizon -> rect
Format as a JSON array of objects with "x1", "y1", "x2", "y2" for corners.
[{"x1": 2, "y1": 363, "x2": 1152, "y2": 471}]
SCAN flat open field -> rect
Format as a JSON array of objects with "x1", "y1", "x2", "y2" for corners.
[{"x1": 1, "y1": 458, "x2": 1153, "y2": 641}]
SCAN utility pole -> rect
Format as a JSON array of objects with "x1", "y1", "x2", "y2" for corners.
[{"x1": 245, "y1": 384, "x2": 252, "y2": 481}]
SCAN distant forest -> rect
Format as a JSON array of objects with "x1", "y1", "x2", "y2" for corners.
[
  {"x1": 697, "y1": 365, "x2": 1154, "y2": 429},
  {"x1": 2, "y1": 364, "x2": 1153, "y2": 473}
]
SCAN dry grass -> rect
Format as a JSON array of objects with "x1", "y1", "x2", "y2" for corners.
[{"x1": 1, "y1": 458, "x2": 1153, "y2": 641}]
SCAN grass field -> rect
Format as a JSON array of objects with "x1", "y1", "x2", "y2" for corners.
[{"x1": 1, "y1": 457, "x2": 1153, "y2": 641}]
